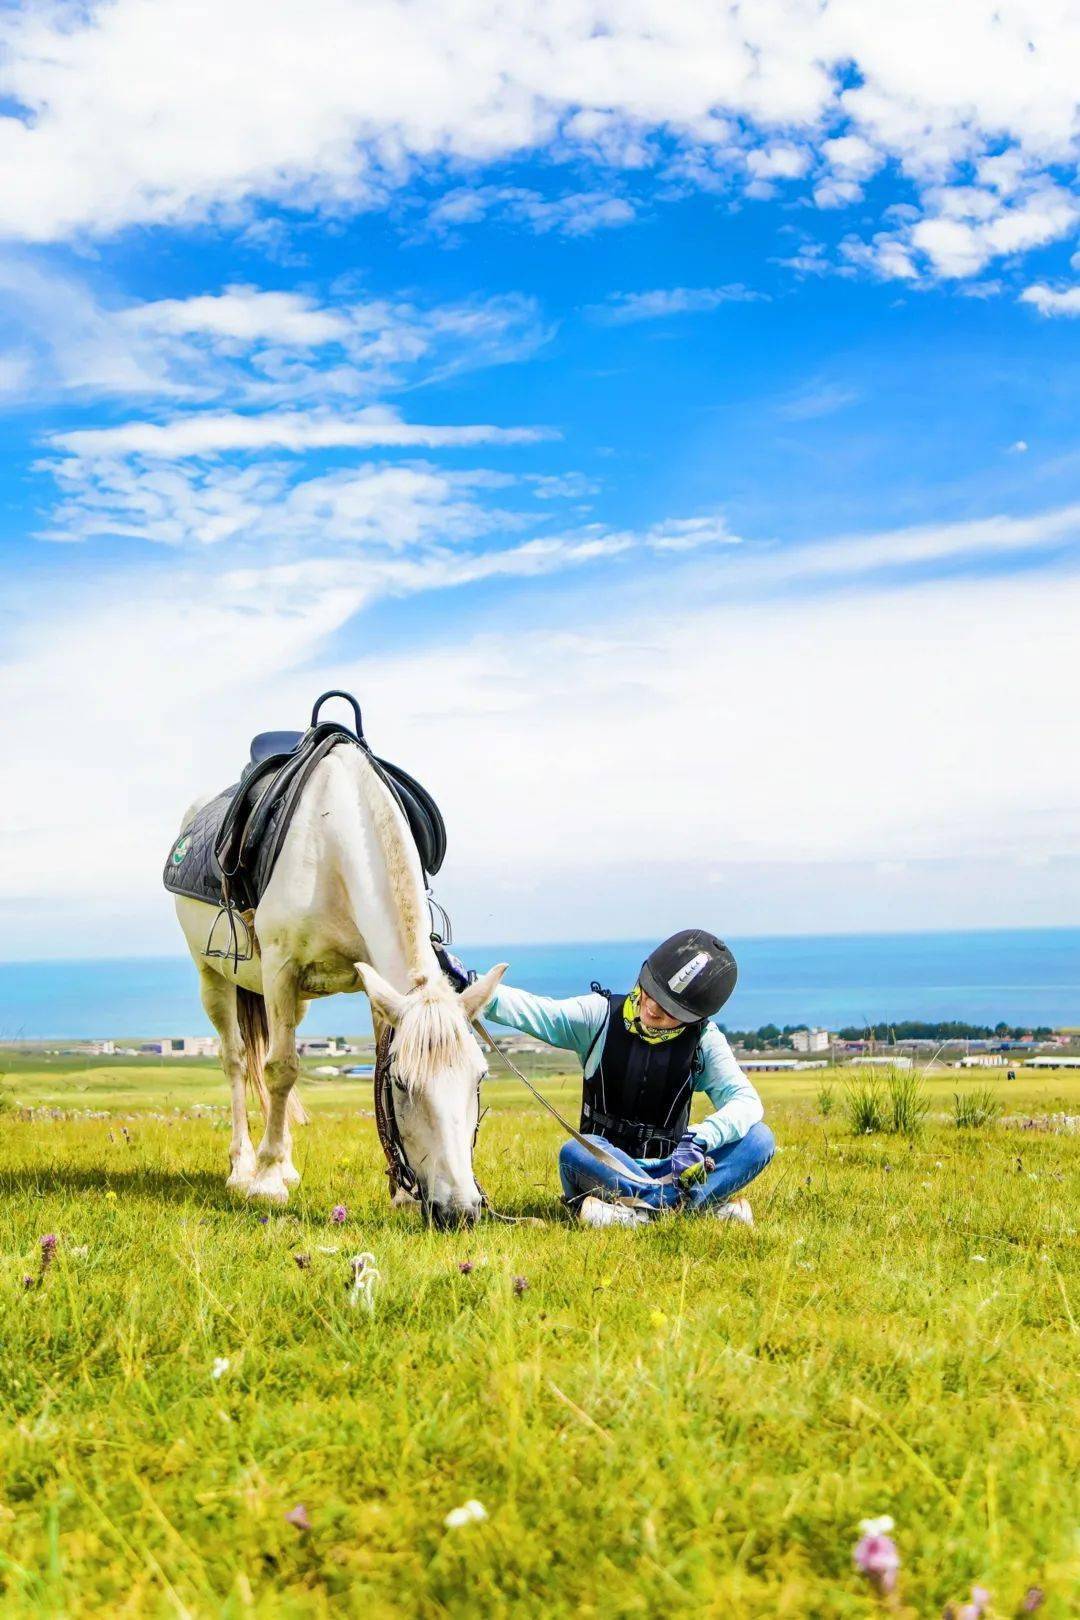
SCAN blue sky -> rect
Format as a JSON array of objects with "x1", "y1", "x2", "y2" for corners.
[{"x1": 1, "y1": 2, "x2": 1078, "y2": 957}]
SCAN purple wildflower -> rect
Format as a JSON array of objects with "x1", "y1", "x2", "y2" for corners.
[
  {"x1": 459, "y1": 1260, "x2": 474, "y2": 1275},
  {"x1": 40, "y1": 1234, "x2": 58, "y2": 1266},
  {"x1": 952, "y1": 1586, "x2": 991, "y2": 1620},
  {"x1": 330, "y1": 1204, "x2": 347, "y2": 1225},
  {"x1": 284, "y1": 1504, "x2": 311, "y2": 1532},
  {"x1": 22, "y1": 1273, "x2": 35, "y2": 1291},
  {"x1": 853, "y1": 1517, "x2": 900, "y2": 1596},
  {"x1": 1022, "y1": 1590, "x2": 1045, "y2": 1612},
  {"x1": 512, "y1": 1275, "x2": 528, "y2": 1296}
]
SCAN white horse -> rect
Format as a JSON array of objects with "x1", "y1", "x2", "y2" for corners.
[{"x1": 174, "y1": 742, "x2": 506, "y2": 1225}]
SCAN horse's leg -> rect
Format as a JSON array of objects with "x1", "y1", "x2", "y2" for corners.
[
  {"x1": 197, "y1": 967, "x2": 255, "y2": 1190},
  {"x1": 247, "y1": 951, "x2": 301, "y2": 1205},
  {"x1": 278, "y1": 994, "x2": 310, "y2": 1189}
]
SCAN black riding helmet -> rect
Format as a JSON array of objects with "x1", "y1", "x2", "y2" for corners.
[{"x1": 639, "y1": 929, "x2": 738, "y2": 1023}]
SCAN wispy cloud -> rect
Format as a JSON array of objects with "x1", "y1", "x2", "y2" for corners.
[
  {"x1": 422, "y1": 186, "x2": 635, "y2": 243},
  {"x1": 47, "y1": 406, "x2": 551, "y2": 459},
  {"x1": 591, "y1": 285, "x2": 764, "y2": 323},
  {"x1": 0, "y1": 265, "x2": 551, "y2": 406},
  {"x1": 777, "y1": 381, "x2": 861, "y2": 421}
]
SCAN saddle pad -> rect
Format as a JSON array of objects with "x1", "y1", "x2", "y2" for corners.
[{"x1": 163, "y1": 786, "x2": 238, "y2": 907}]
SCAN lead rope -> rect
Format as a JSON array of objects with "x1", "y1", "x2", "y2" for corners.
[{"x1": 471, "y1": 1019, "x2": 669, "y2": 1192}]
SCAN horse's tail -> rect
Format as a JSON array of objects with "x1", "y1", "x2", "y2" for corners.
[{"x1": 236, "y1": 987, "x2": 308, "y2": 1126}]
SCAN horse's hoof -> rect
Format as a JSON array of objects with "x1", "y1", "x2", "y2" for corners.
[
  {"x1": 281, "y1": 1161, "x2": 302, "y2": 1189},
  {"x1": 227, "y1": 1154, "x2": 256, "y2": 1191},
  {"x1": 247, "y1": 1170, "x2": 289, "y2": 1205}
]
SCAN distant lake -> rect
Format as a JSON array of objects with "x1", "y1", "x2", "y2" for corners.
[{"x1": 0, "y1": 929, "x2": 1076, "y2": 1039}]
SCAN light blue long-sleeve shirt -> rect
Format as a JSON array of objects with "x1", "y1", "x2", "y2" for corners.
[{"x1": 484, "y1": 983, "x2": 764, "y2": 1153}]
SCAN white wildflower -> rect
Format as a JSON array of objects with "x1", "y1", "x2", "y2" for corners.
[
  {"x1": 971, "y1": 1255, "x2": 987, "y2": 1264},
  {"x1": 211, "y1": 1356, "x2": 230, "y2": 1379},
  {"x1": 348, "y1": 1252, "x2": 380, "y2": 1310},
  {"x1": 857, "y1": 1515, "x2": 895, "y2": 1536},
  {"x1": 444, "y1": 1499, "x2": 487, "y2": 1529}
]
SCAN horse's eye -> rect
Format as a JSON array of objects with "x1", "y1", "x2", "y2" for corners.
[{"x1": 392, "y1": 1078, "x2": 408, "y2": 1096}]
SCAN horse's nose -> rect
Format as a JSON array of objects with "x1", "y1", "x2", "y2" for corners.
[{"x1": 429, "y1": 1198, "x2": 481, "y2": 1231}]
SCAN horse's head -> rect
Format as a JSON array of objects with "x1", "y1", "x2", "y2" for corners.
[{"x1": 356, "y1": 961, "x2": 508, "y2": 1228}]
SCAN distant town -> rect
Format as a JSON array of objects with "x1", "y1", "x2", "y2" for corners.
[{"x1": 8, "y1": 1020, "x2": 1077, "y2": 1076}]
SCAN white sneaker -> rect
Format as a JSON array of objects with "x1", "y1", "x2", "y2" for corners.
[
  {"x1": 577, "y1": 1195, "x2": 650, "y2": 1229},
  {"x1": 711, "y1": 1197, "x2": 753, "y2": 1226}
]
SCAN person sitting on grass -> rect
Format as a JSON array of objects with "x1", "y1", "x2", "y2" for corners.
[{"x1": 438, "y1": 929, "x2": 774, "y2": 1228}]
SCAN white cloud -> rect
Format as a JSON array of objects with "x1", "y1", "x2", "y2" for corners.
[
  {"x1": 47, "y1": 406, "x2": 550, "y2": 459},
  {"x1": 1021, "y1": 282, "x2": 1080, "y2": 317},
  {"x1": 0, "y1": 267, "x2": 551, "y2": 404},
  {"x1": 0, "y1": 2, "x2": 1078, "y2": 287},
  {"x1": 594, "y1": 285, "x2": 763, "y2": 322},
  {"x1": 813, "y1": 178, "x2": 864, "y2": 210},
  {"x1": 642, "y1": 515, "x2": 741, "y2": 551},
  {"x1": 820, "y1": 134, "x2": 882, "y2": 180},
  {"x1": 2, "y1": 511, "x2": 1077, "y2": 955},
  {"x1": 123, "y1": 287, "x2": 353, "y2": 346},
  {"x1": 852, "y1": 184, "x2": 1080, "y2": 282},
  {"x1": 747, "y1": 144, "x2": 810, "y2": 181}
]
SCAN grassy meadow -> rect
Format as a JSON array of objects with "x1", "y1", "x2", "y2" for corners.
[{"x1": 0, "y1": 1058, "x2": 1077, "y2": 1617}]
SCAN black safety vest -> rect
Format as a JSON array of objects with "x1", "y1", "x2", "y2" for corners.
[{"x1": 580, "y1": 988, "x2": 704, "y2": 1159}]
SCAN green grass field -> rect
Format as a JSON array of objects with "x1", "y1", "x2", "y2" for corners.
[{"x1": 0, "y1": 1063, "x2": 1077, "y2": 1617}]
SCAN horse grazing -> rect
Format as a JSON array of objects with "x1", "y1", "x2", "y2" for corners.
[{"x1": 173, "y1": 740, "x2": 505, "y2": 1226}]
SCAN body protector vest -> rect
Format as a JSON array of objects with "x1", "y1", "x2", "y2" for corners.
[{"x1": 580, "y1": 989, "x2": 705, "y2": 1159}]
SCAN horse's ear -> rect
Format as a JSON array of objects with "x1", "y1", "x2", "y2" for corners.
[
  {"x1": 460, "y1": 962, "x2": 509, "y2": 1020},
  {"x1": 355, "y1": 963, "x2": 406, "y2": 1026}
]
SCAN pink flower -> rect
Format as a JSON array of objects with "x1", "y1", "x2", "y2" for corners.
[
  {"x1": 953, "y1": 1588, "x2": 991, "y2": 1620},
  {"x1": 330, "y1": 1205, "x2": 347, "y2": 1225},
  {"x1": 512, "y1": 1275, "x2": 528, "y2": 1296},
  {"x1": 1022, "y1": 1588, "x2": 1045, "y2": 1612},
  {"x1": 284, "y1": 1504, "x2": 311, "y2": 1532},
  {"x1": 459, "y1": 1260, "x2": 474, "y2": 1274},
  {"x1": 853, "y1": 1516, "x2": 900, "y2": 1596}
]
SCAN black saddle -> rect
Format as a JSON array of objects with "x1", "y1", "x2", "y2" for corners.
[{"x1": 163, "y1": 690, "x2": 447, "y2": 916}]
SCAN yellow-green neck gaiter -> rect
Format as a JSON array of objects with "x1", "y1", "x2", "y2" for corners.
[{"x1": 622, "y1": 984, "x2": 686, "y2": 1045}]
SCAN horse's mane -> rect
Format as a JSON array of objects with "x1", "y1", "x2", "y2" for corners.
[{"x1": 394, "y1": 978, "x2": 471, "y2": 1095}]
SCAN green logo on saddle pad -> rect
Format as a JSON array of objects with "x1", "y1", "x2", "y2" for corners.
[{"x1": 171, "y1": 835, "x2": 191, "y2": 866}]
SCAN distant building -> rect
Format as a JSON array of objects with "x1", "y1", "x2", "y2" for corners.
[
  {"x1": 1026, "y1": 1056, "x2": 1080, "y2": 1068},
  {"x1": 741, "y1": 1058, "x2": 828, "y2": 1071},
  {"x1": 298, "y1": 1038, "x2": 356, "y2": 1056},
  {"x1": 140, "y1": 1036, "x2": 219, "y2": 1057},
  {"x1": 89, "y1": 1040, "x2": 116, "y2": 1056},
  {"x1": 957, "y1": 1054, "x2": 1006, "y2": 1068},
  {"x1": 791, "y1": 1028, "x2": 830, "y2": 1054},
  {"x1": 854, "y1": 1055, "x2": 914, "y2": 1070}
]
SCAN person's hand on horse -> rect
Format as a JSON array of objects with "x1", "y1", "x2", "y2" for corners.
[
  {"x1": 433, "y1": 942, "x2": 476, "y2": 992},
  {"x1": 670, "y1": 1132, "x2": 709, "y2": 1187}
]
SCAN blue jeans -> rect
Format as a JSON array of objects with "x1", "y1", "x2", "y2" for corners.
[{"x1": 558, "y1": 1122, "x2": 776, "y2": 1213}]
